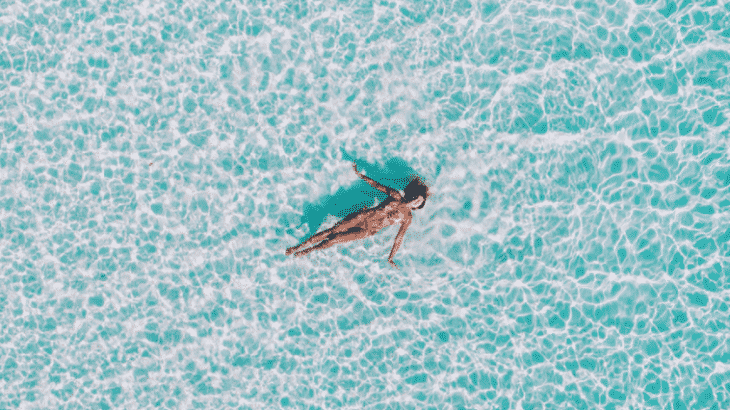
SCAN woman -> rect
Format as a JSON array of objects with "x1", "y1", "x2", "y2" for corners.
[{"x1": 286, "y1": 163, "x2": 429, "y2": 269}]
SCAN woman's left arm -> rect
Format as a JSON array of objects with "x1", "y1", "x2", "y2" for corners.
[{"x1": 387, "y1": 216, "x2": 412, "y2": 269}]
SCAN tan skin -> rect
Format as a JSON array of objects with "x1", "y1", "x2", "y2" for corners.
[{"x1": 286, "y1": 163, "x2": 425, "y2": 269}]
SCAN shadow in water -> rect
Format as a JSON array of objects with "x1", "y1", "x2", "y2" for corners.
[{"x1": 288, "y1": 151, "x2": 423, "y2": 240}]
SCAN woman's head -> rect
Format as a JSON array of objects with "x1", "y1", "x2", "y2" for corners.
[{"x1": 403, "y1": 176, "x2": 429, "y2": 209}]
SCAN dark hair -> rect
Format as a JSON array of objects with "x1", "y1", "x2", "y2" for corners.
[{"x1": 403, "y1": 176, "x2": 429, "y2": 209}]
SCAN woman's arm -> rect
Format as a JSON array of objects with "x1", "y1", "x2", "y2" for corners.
[
  {"x1": 353, "y1": 163, "x2": 403, "y2": 200},
  {"x1": 387, "y1": 217, "x2": 411, "y2": 269}
]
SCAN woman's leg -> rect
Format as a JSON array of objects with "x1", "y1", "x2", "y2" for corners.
[
  {"x1": 286, "y1": 227, "x2": 336, "y2": 255},
  {"x1": 293, "y1": 228, "x2": 367, "y2": 258},
  {"x1": 286, "y1": 213, "x2": 364, "y2": 256}
]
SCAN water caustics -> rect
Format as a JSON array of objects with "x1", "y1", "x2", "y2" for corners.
[{"x1": 0, "y1": 0, "x2": 729, "y2": 409}]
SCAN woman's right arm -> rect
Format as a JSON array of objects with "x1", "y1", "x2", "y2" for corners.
[{"x1": 353, "y1": 163, "x2": 403, "y2": 200}]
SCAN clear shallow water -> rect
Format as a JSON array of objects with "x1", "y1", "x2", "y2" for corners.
[{"x1": 1, "y1": 0, "x2": 730, "y2": 408}]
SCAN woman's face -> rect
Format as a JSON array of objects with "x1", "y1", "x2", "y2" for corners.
[{"x1": 408, "y1": 196, "x2": 425, "y2": 209}]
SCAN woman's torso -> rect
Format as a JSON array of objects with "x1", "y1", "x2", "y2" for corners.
[{"x1": 356, "y1": 197, "x2": 410, "y2": 234}]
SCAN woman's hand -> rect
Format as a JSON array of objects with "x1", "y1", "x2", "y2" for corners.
[
  {"x1": 388, "y1": 258, "x2": 399, "y2": 270},
  {"x1": 353, "y1": 162, "x2": 360, "y2": 175}
]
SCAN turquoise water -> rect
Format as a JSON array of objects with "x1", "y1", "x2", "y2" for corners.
[{"x1": 1, "y1": 0, "x2": 730, "y2": 408}]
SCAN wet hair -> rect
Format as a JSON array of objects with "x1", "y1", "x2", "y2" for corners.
[{"x1": 403, "y1": 176, "x2": 429, "y2": 209}]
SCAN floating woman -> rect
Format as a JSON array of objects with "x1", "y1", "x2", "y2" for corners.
[{"x1": 286, "y1": 162, "x2": 430, "y2": 269}]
